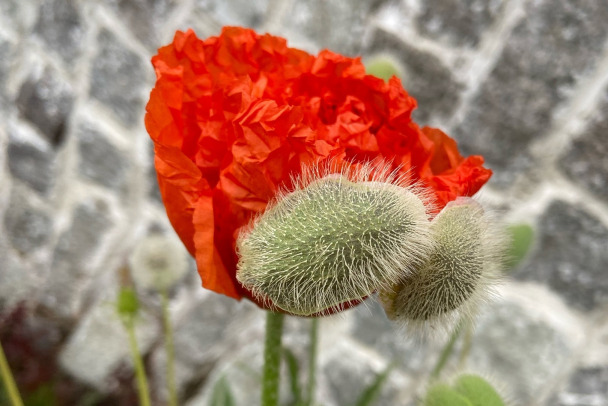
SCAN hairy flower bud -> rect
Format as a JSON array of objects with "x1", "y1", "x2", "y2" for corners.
[
  {"x1": 380, "y1": 197, "x2": 505, "y2": 333},
  {"x1": 236, "y1": 163, "x2": 435, "y2": 316}
]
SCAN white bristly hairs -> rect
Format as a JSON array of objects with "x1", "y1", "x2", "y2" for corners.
[{"x1": 236, "y1": 160, "x2": 436, "y2": 316}]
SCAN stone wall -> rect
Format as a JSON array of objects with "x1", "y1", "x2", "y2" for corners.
[{"x1": 1, "y1": 0, "x2": 608, "y2": 405}]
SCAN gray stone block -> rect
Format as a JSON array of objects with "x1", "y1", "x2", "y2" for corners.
[
  {"x1": 366, "y1": 29, "x2": 463, "y2": 124},
  {"x1": 59, "y1": 299, "x2": 159, "y2": 391},
  {"x1": 3, "y1": 187, "x2": 52, "y2": 256},
  {"x1": 550, "y1": 367, "x2": 608, "y2": 406},
  {"x1": 350, "y1": 299, "x2": 441, "y2": 376},
  {"x1": 103, "y1": 0, "x2": 177, "y2": 50},
  {"x1": 416, "y1": 0, "x2": 505, "y2": 47},
  {"x1": 34, "y1": 0, "x2": 85, "y2": 62},
  {"x1": 7, "y1": 124, "x2": 56, "y2": 194},
  {"x1": 321, "y1": 341, "x2": 411, "y2": 406},
  {"x1": 514, "y1": 200, "x2": 608, "y2": 311},
  {"x1": 90, "y1": 29, "x2": 146, "y2": 128},
  {"x1": 195, "y1": 0, "x2": 268, "y2": 29},
  {"x1": 76, "y1": 120, "x2": 129, "y2": 191},
  {"x1": 470, "y1": 296, "x2": 574, "y2": 404},
  {"x1": 561, "y1": 90, "x2": 608, "y2": 203},
  {"x1": 0, "y1": 247, "x2": 37, "y2": 309},
  {"x1": 0, "y1": 34, "x2": 16, "y2": 109},
  {"x1": 43, "y1": 200, "x2": 113, "y2": 317},
  {"x1": 279, "y1": 0, "x2": 381, "y2": 56},
  {"x1": 454, "y1": 0, "x2": 608, "y2": 184},
  {"x1": 16, "y1": 66, "x2": 74, "y2": 146}
]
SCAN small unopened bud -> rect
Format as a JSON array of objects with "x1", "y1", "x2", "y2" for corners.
[
  {"x1": 237, "y1": 163, "x2": 435, "y2": 316},
  {"x1": 129, "y1": 233, "x2": 190, "y2": 292},
  {"x1": 380, "y1": 198, "x2": 505, "y2": 333},
  {"x1": 117, "y1": 287, "x2": 139, "y2": 321}
]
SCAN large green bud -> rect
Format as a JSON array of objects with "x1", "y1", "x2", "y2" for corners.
[
  {"x1": 380, "y1": 197, "x2": 505, "y2": 333},
  {"x1": 236, "y1": 163, "x2": 435, "y2": 316}
]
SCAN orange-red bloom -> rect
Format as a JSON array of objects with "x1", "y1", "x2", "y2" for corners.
[{"x1": 145, "y1": 27, "x2": 491, "y2": 311}]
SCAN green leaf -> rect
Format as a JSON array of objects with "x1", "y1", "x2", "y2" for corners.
[
  {"x1": 283, "y1": 348, "x2": 302, "y2": 406},
  {"x1": 505, "y1": 224, "x2": 534, "y2": 269},
  {"x1": 351, "y1": 364, "x2": 394, "y2": 406},
  {"x1": 424, "y1": 384, "x2": 473, "y2": 406},
  {"x1": 453, "y1": 374, "x2": 505, "y2": 406},
  {"x1": 209, "y1": 376, "x2": 236, "y2": 406}
]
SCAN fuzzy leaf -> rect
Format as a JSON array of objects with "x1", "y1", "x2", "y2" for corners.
[
  {"x1": 454, "y1": 374, "x2": 505, "y2": 406},
  {"x1": 505, "y1": 223, "x2": 534, "y2": 269},
  {"x1": 424, "y1": 384, "x2": 473, "y2": 406}
]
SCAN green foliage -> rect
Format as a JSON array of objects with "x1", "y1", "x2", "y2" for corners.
[
  {"x1": 505, "y1": 224, "x2": 534, "y2": 269},
  {"x1": 283, "y1": 348, "x2": 302, "y2": 406},
  {"x1": 351, "y1": 364, "x2": 394, "y2": 406},
  {"x1": 453, "y1": 375, "x2": 505, "y2": 406},
  {"x1": 424, "y1": 384, "x2": 473, "y2": 406},
  {"x1": 424, "y1": 374, "x2": 506, "y2": 406},
  {"x1": 210, "y1": 376, "x2": 236, "y2": 406}
]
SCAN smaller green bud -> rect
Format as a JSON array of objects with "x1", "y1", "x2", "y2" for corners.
[
  {"x1": 424, "y1": 384, "x2": 473, "y2": 406},
  {"x1": 237, "y1": 163, "x2": 435, "y2": 316},
  {"x1": 453, "y1": 374, "x2": 506, "y2": 406},
  {"x1": 380, "y1": 197, "x2": 505, "y2": 334},
  {"x1": 117, "y1": 287, "x2": 139, "y2": 321}
]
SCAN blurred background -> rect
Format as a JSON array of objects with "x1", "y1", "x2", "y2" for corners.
[{"x1": 1, "y1": 0, "x2": 608, "y2": 405}]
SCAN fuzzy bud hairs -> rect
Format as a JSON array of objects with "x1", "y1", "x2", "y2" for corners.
[
  {"x1": 379, "y1": 197, "x2": 506, "y2": 336},
  {"x1": 236, "y1": 161, "x2": 436, "y2": 316}
]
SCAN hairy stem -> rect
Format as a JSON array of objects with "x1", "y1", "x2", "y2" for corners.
[
  {"x1": 430, "y1": 321, "x2": 463, "y2": 380},
  {"x1": 125, "y1": 319, "x2": 152, "y2": 406},
  {"x1": 0, "y1": 341, "x2": 23, "y2": 406},
  {"x1": 162, "y1": 289, "x2": 178, "y2": 406},
  {"x1": 262, "y1": 311, "x2": 285, "y2": 406}
]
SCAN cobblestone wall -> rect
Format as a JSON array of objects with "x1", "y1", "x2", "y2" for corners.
[{"x1": 1, "y1": 0, "x2": 608, "y2": 405}]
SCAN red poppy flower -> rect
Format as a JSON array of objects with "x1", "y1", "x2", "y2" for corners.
[{"x1": 145, "y1": 27, "x2": 491, "y2": 312}]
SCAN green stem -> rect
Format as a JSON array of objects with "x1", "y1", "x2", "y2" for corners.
[
  {"x1": 430, "y1": 322, "x2": 463, "y2": 380},
  {"x1": 458, "y1": 320, "x2": 473, "y2": 369},
  {"x1": 306, "y1": 318, "x2": 319, "y2": 406},
  {"x1": 0, "y1": 341, "x2": 23, "y2": 406},
  {"x1": 125, "y1": 318, "x2": 152, "y2": 406},
  {"x1": 262, "y1": 311, "x2": 285, "y2": 406},
  {"x1": 162, "y1": 289, "x2": 178, "y2": 406}
]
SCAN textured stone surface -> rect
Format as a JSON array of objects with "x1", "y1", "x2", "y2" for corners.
[
  {"x1": 3, "y1": 188, "x2": 52, "y2": 256},
  {"x1": 561, "y1": 90, "x2": 608, "y2": 203},
  {"x1": 470, "y1": 297, "x2": 574, "y2": 404},
  {"x1": 366, "y1": 29, "x2": 463, "y2": 124},
  {"x1": 16, "y1": 66, "x2": 74, "y2": 146},
  {"x1": 59, "y1": 301, "x2": 159, "y2": 391},
  {"x1": 551, "y1": 367, "x2": 608, "y2": 406},
  {"x1": 76, "y1": 120, "x2": 129, "y2": 191},
  {"x1": 321, "y1": 341, "x2": 411, "y2": 406},
  {"x1": 350, "y1": 300, "x2": 441, "y2": 376},
  {"x1": 0, "y1": 34, "x2": 16, "y2": 109},
  {"x1": 90, "y1": 29, "x2": 146, "y2": 127},
  {"x1": 7, "y1": 125, "x2": 56, "y2": 194},
  {"x1": 0, "y1": 248, "x2": 37, "y2": 309},
  {"x1": 454, "y1": 0, "x2": 608, "y2": 184},
  {"x1": 44, "y1": 200, "x2": 113, "y2": 317},
  {"x1": 280, "y1": 0, "x2": 382, "y2": 56},
  {"x1": 514, "y1": 200, "x2": 608, "y2": 311},
  {"x1": 195, "y1": 0, "x2": 267, "y2": 29},
  {"x1": 34, "y1": 0, "x2": 84, "y2": 62},
  {"x1": 417, "y1": 0, "x2": 505, "y2": 47},
  {"x1": 104, "y1": 0, "x2": 177, "y2": 50}
]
